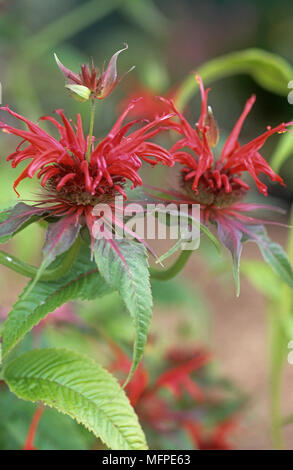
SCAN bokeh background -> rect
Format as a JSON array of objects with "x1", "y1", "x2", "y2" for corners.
[{"x1": 1, "y1": 0, "x2": 293, "y2": 450}]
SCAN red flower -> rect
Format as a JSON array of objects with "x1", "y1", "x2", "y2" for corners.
[
  {"x1": 145, "y1": 77, "x2": 293, "y2": 295},
  {"x1": 162, "y1": 75, "x2": 290, "y2": 206},
  {"x1": 0, "y1": 101, "x2": 173, "y2": 237},
  {"x1": 183, "y1": 418, "x2": 238, "y2": 450},
  {"x1": 151, "y1": 348, "x2": 210, "y2": 403},
  {"x1": 108, "y1": 342, "x2": 240, "y2": 448},
  {"x1": 55, "y1": 44, "x2": 134, "y2": 101}
]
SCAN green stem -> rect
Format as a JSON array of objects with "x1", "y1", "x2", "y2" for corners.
[
  {"x1": 150, "y1": 250, "x2": 192, "y2": 281},
  {"x1": 269, "y1": 303, "x2": 286, "y2": 450},
  {"x1": 268, "y1": 206, "x2": 293, "y2": 449},
  {"x1": 0, "y1": 237, "x2": 80, "y2": 281},
  {"x1": 175, "y1": 49, "x2": 290, "y2": 111},
  {"x1": 86, "y1": 99, "x2": 96, "y2": 163}
]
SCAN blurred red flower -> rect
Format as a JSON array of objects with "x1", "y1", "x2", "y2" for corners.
[{"x1": 109, "y1": 342, "x2": 239, "y2": 449}]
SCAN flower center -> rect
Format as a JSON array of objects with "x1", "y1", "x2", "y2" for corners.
[
  {"x1": 181, "y1": 166, "x2": 248, "y2": 208},
  {"x1": 45, "y1": 167, "x2": 123, "y2": 207}
]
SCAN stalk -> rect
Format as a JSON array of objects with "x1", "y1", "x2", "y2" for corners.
[
  {"x1": 86, "y1": 99, "x2": 96, "y2": 163},
  {"x1": 150, "y1": 250, "x2": 192, "y2": 281},
  {"x1": 0, "y1": 236, "x2": 80, "y2": 281}
]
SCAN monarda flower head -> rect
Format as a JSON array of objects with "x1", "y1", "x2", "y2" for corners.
[
  {"x1": 54, "y1": 44, "x2": 134, "y2": 102},
  {"x1": 0, "y1": 100, "x2": 173, "y2": 261},
  {"x1": 155, "y1": 76, "x2": 293, "y2": 294}
]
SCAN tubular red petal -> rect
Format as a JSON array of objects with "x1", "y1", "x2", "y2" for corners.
[
  {"x1": 221, "y1": 95, "x2": 256, "y2": 161},
  {"x1": 56, "y1": 173, "x2": 76, "y2": 191}
]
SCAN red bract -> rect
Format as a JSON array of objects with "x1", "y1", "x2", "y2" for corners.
[
  {"x1": 163, "y1": 75, "x2": 290, "y2": 203},
  {"x1": 0, "y1": 101, "x2": 173, "y2": 231},
  {"x1": 55, "y1": 44, "x2": 133, "y2": 100}
]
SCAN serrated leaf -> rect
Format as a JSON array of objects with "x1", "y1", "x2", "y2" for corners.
[
  {"x1": 1, "y1": 244, "x2": 112, "y2": 358},
  {"x1": 3, "y1": 348, "x2": 147, "y2": 450},
  {"x1": 94, "y1": 239, "x2": 152, "y2": 379}
]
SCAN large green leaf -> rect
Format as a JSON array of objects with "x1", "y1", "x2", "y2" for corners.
[
  {"x1": 176, "y1": 48, "x2": 293, "y2": 110},
  {"x1": 94, "y1": 239, "x2": 152, "y2": 379},
  {"x1": 1, "y1": 245, "x2": 112, "y2": 358},
  {"x1": 3, "y1": 348, "x2": 147, "y2": 450}
]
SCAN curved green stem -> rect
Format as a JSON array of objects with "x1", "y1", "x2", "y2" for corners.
[
  {"x1": 269, "y1": 303, "x2": 286, "y2": 450},
  {"x1": 150, "y1": 250, "x2": 193, "y2": 281},
  {"x1": 175, "y1": 49, "x2": 292, "y2": 111},
  {"x1": 86, "y1": 99, "x2": 96, "y2": 163},
  {"x1": 268, "y1": 206, "x2": 293, "y2": 449},
  {"x1": 0, "y1": 237, "x2": 80, "y2": 281}
]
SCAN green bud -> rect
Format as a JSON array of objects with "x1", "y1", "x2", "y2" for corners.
[{"x1": 65, "y1": 84, "x2": 91, "y2": 102}]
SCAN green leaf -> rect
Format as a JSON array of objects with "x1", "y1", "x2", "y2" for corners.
[
  {"x1": 0, "y1": 202, "x2": 46, "y2": 243},
  {"x1": 65, "y1": 84, "x2": 91, "y2": 102},
  {"x1": 247, "y1": 225, "x2": 293, "y2": 290},
  {"x1": 176, "y1": 48, "x2": 293, "y2": 110},
  {"x1": 23, "y1": 217, "x2": 82, "y2": 300},
  {"x1": 94, "y1": 239, "x2": 152, "y2": 379},
  {"x1": 3, "y1": 348, "x2": 147, "y2": 450},
  {"x1": 1, "y1": 244, "x2": 112, "y2": 358}
]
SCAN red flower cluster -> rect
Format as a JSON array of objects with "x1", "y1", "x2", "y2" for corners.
[
  {"x1": 0, "y1": 101, "x2": 173, "y2": 224},
  {"x1": 163, "y1": 75, "x2": 289, "y2": 212}
]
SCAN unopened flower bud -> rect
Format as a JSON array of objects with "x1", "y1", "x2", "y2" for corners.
[{"x1": 206, "y1": 106, "x2": 219, "y2": 147}]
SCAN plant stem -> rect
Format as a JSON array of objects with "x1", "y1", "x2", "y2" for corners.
[
  {"x1": 86, "y1": 99, "x2": 96, "y2": 163},
  {"x1": 268, "y1": 206, "x2": 293, "y2": 449},
  {"x1": 23, "y1": 406, "x2": 44, "y2": 450},
  {"x1": 268, "y1": 303, "x2": 286, "y2": 450},
  {"x1": 0, "y1": 236, "x2": 80, "y2": 281},
  {"x1": 150, "y1": 250, "x2": 193, "y2": 281}
]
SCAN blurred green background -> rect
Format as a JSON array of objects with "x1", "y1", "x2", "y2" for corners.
[{"x1": 1, "y1": 0, "x2": 293, "y2": 450}]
